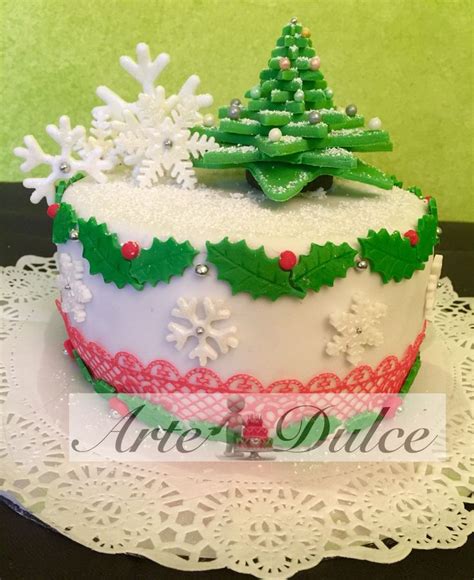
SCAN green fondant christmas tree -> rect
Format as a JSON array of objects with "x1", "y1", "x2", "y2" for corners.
[{"x1": 194, "y1": 17, "x2": 393, "y2": 202}]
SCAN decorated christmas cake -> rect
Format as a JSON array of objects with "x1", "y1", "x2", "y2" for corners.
[{"x1": 15, "y1": 18, "x2": 443, "y2": 442}]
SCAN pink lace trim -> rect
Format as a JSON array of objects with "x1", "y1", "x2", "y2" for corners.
[{"x1": 58, "y1": 302, "x2": 426, "y2": 423}]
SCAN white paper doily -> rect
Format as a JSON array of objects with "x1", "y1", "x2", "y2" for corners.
[{"x1": 0, "y1": 255, "x2": 472, "y2": 579}]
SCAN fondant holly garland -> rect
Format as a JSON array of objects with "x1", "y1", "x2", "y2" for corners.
[
  {"x1": 193, "y1": 17, "x2": 393, "y2": 201},
  {"x1": 51, "y1": 177, "x2": 438, "y2": 296},
  {"x1": 53, "y1": 200, "x2": 197, "y2": 290}
]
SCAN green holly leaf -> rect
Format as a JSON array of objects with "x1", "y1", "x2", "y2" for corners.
[
  {"x1": 130, "y1": 238, "x2": 198, "y2": 286},
  {"x1": 416, "y1": 213, "x2": 437, "y2": 262},
  {"x1": 54, "y1": 173, "x2": 85, "y2": 203},
  {"x1": 79, "y1": 217, "x2": 135, "y2": 289},
  {"x1": 73, "y1": 350, "x2": 94, "y2": 384},
  {"x1": 359, "y1": 229, "x2": 425, "y2": 283},
  {"x1": 345, "y1": 411, "x2": 380, "y2": 432},
  {"x1": 52, "y1": 203, "x2": 77, "y2": 244},
  {"x1": 428, "y1": 197, "x2": 438, "y2": 221},
  {"x1": 291, "y1": 242, "x2": 357, "y2": 292},
  {"x1": 400, "y1": 353, "x2": 421, "y2": 394},
  {"x1": 206, "y1": 237, "x2": 305, "y2": 301}
]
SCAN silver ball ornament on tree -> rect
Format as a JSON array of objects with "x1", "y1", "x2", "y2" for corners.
[
  {"x1": 230, "y1": 98, "x2": 241, "y2": 107},
  {"x1": 345, "y1": 104, "x2": 358, "y2": 117},
  {"x1": 228, "y1": 105, "x2": 241, "y2": 120},
  {"x1": 69, "y1": 228, "x2": 79, "y2": 240},
  {"x1": 308, "y1": 110, "x2": 322, "y2": 125},
  {"x1": 325, "y1": 88, "x2": 334, "y2": 99},
  {"x1": 290, "y1": 17, "x2": 298, "y2": 24}
]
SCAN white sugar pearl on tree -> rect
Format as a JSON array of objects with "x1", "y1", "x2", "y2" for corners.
[
  {"x1": 250, "y1": 86, "x2": 261, "y2": 99},
  {"x1": 203, "y1": 114, "x2": 215, "y2": 127},
  {"x1": 268, "y1": 128, "x2": 282, "y2": 142},
  {"x1": 368, "y1": 117, "x2": 382, "y2": 130},
  {"x1": 310, "y1": 56, "x2": 321, "y2": 71},
  {"x1": 294, "y1": 89, "x2": 304, "y2": 102}
]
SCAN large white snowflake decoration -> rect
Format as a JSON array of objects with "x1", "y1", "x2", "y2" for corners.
[
  {"x1": 94, "y1": 43, "x2": 217, "y2": 189},
  {"x1": 425, "y1": 254, "x2": 443, "y2": 322},
  {"x1": 326, "y1": 292, "x2": 388, "y2": 366},
  {"x1": 166, "y1": 297, "x2": 239, "y2": 366},
  {"x1": 56, "y1": 252, "x2": 92, "y2": 323},
  {"x1": 14, "y1": 116, "x2": 113, "y2": 205}
]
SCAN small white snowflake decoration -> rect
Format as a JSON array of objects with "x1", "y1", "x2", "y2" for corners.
[
  {"x1": 424, "y1": 254, "x2": 443, "y2": 322},
  {"x1": 56, "y1": 253, "x2": 92, "y2": 323},
  {"x1": 14, "y1": 116, "x2": 113, "y2": 205},
  {"x1": 326, "y1": 292, "x2": 388, "y2": 366},
  {"x1": 166, "y1": 297, "x2": 239, "y2": 366},
  {"x1": 95, "y1": 42, "x2": 217, "y2": 189}
]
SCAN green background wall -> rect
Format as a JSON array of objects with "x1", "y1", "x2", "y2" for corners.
[{"x1": 1, "y1": 0, "x2": 472, "y2": 221}]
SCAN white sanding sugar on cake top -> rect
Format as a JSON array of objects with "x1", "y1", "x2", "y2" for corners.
[{"x1": 63, "y1": 174, "x2": 427, "y2": 255}]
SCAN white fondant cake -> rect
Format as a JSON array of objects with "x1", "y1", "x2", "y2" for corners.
[
  {"x1": 15, "y1": 20, "x2": 443, "y2": 436},
  {"x1": 60, "y1": 175, "x2": 431, "y2": 384}
]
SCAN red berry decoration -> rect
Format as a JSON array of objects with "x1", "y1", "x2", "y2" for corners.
[
  {"x1": 109, "y1": 397, "x2": 129, "y2": 417},
  {"x1": 47, "y1": 203, "x2": 60, "y2": 218},
  {"x1": 279, "y1": 250, "x2": 297, "y2": 270},
  {"x1": 63, "y1": 339, "x2": 74, "y2": 358},
  {"x1": 121, "y1": 241, "x2": 140, "y2": 260},
  {"x1": 403, "y1": 229, "x2": 419, "y2": 246}
]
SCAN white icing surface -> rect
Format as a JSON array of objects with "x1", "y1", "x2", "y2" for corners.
[{"x1": 63, "y1": 171, "x2": 427, "y2": 255}]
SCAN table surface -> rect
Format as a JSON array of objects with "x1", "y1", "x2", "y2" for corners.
[{"x1": 1, "y1": 182, "x2": 473, "y2": 580}]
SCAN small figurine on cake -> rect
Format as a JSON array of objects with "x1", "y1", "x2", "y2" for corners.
[{"x1": 220, "y1": 394, "x2": 246, "y2": 457}]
